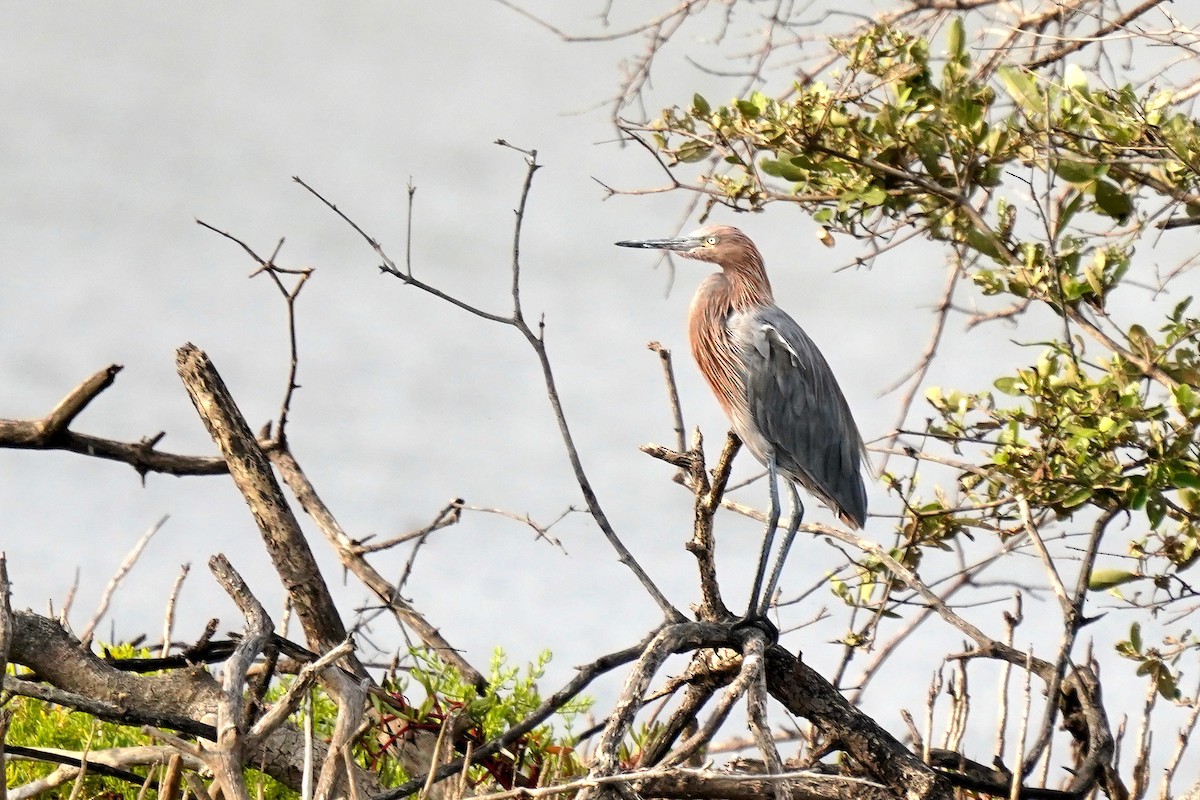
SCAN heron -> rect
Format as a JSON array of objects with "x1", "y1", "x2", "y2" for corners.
[{"x1": 616, "y1": 225, "x2": 868, "y2": 625}]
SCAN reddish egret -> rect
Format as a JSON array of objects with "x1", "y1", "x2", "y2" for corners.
[{"x1": 617, "y1": 225, "x2": 868, "y2": 623}]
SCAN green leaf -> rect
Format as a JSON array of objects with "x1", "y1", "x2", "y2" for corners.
[
  {"x1": 675, "y1": 141, "x2": 713, "y2": 163},
  {"x1": 1088, "y1": 568, "x2": 1139, "y2": 591},
  {"x1": 1056, "y1": 191, "x2": 1085, "y2": 235},
  {"x1": 997, "y1": 65, "x2": 1046, "y2": 115},
  {"x1": 1064, "y1": 63, "x2": 1088, "y2": 93},
  {"x1": 736, "y1": 98, "x2": 761, "y2": 119},
  {"x1": 1173, "y1": 384, "x2": 1197, "y2": 414},
  {"x1": 760, "y1": 158, "x2": 806, "y2": 182},
  {"x1": 994, "y1": 376, "x2": 1021, "y2": 395},
  {"x1": 860, "y1": 184, "x2": 888, "y2": 206},
  {"x1": 1129, "y1": 483, "x2": 1149, "y2": 511},
  {"x1": 1095, "y1": 179, "x2": 1134, "y2": 221},
  {"x1": 1170, "y1": 465, "x2": 1200, "y2": 489},
  {"x1": 1147, "y1": 494, "x2": 1166, "y2": 528},
  {"x1": 947, "y1": 17, "x2": 965, "y2": 61},
  {"x1": 692, "y1": 93, "x2": 711, "y2": 116},
  {"x1": 965, "y1": 226, "x2": 1002, "y2": 260},
  {"x1": 1054, "y1": 158, "x2": 1100, "y2": 186},
  {"x1": 1157, "y1": 670, "x2": 1181, "y2": 700},
  {"x1": 1061, "y1": 486, "x2": 1093, "y2": 508},
  {"x1": 1116, "y1": 641, "x2": 1140, "y2": 658}
]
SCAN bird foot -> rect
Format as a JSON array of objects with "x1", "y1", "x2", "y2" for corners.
[{"x1": 731, "y1": 613, "x2": 779, "y2": 646}]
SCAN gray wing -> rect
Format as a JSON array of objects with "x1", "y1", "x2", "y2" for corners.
[{"x1": 729, "y1": 305, "x2": 868, "y2": 527}]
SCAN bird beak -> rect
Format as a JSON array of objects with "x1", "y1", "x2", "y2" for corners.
[{"x1": 615, "y1": 236, "x2": 701, "y2": 252}]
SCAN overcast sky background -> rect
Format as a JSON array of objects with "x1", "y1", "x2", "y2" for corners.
[{"x1": 3, "y1": 1, "x2": 1198, "y2": 776}]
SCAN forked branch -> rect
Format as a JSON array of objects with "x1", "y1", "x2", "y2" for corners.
[
  {"x1": 297, "y1": 144, "x2": 683, "y2": 623},
  {"x1": 0, "y1": 365, "x2": 227, "y2": 477}
]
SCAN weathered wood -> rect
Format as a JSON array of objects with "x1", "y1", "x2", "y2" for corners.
[
  {"x1": 0, "y1": 364, "x2": 228, "y2": 475},
  {"x1": 766, "y1": 647, "x2": 953, "y2": 800},
  {"x1": 270, "y1": 448, "x2": 487, "y2": 691},
  {"x1": 176, "y1": 343, "x2": 371, "y2": 798},
  {"x1": 174, "y1": 343, "x2": 353, "y2": 662},
  {"x1": 6, "y1": 610, "x2": 380, "y2": 795}
]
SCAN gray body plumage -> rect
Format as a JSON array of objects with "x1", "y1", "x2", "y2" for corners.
[{"x1": 726, "y1": 305, "x2": 868, "y2": 527}]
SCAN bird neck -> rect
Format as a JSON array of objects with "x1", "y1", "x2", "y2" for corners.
[
  {"x1": 719, "y1": 259, "x2": 774, "y2": 310},
  {"x1": 686, "y1": 262, "x2": 774, "y2": 416}
]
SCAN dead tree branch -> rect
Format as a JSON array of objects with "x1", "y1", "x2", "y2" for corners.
[
  {"x1": 0, "y1": 365, "x2": 227, "y2": 477},
  {"x1": 267, "y1": 448, "x2": 486, "y2": 691},
  {"x1": 296, "y1": 144, "x2": 683, "y2": 623},
  {"x1": 175, "y1": 344, "x2": 360, "y2": 667}
]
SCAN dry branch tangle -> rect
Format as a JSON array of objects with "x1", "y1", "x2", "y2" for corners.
[{"x1": 5, "y1": 610, "x2": 378, "y2": 794}]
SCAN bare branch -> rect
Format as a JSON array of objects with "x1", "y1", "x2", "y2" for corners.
[
  {"x1": 80, "y1": 516, "x2": 168, "y2": 648},
  {"x1": 198, "y1": 554, "x2": 274, "y2": 800},
  {"x1": 877, "y1": 260, "x2": 961, "y2": 472},
  {"x1": 648, "y1": 341, "x2": 687, "y2": 460},
  {"x1": 744, "y1": 635, "x2": 788, "y2": 800},
  {"x1": 268, "y1": 447, "x2": 486, "y2": 691},
  {"x1": 1024, "y1": 0, "x2": 1171, "y2": 69},
  {"x1": 175, "y1": 344, "x2": 359, "y2": 665},
  {"x1": 160, "y1": 563, "x2": 191, "y2": 658},
  {"x1": 352, "y1": 501, "x2": 463, "y2": 554},
  {"x1": 0, "y1": 555, "x2": 10, "y2": 800},
  {"x1": 0, "y1": 365, "x2": 227, "y2": 476},
  {"x1": 293, "y1": 175, "x2": 513, "y2": 326},
  {"x1": 492, "y1": 0, "x2": 705, "y2": 43},
  {"x1": 247, "y1": 640, "x2": 355, "y2": 748},
  {"x1": 473, "y1": 766, "x2": 889, "y2": 800},
  {"x1": 377, "y1": 624, "x2": 736, "y2": 800},
  {"x1": 305, "y1": 146, "x2": 683, "y2": 622}
]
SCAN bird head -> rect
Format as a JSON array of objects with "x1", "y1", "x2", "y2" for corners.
[{"x1": 615, "y1": 225, "x2": 760, "y2": 268}]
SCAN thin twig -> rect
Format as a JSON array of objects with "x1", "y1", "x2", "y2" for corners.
[
  {"x1": 469, "y1": 765, "x2": 885, "y2": 800},
  {"x1": 197, "y1": 221, "x2": 314, "y2": 441},
  {"x1": 160, "y1": 563, "x2": 190, "y2": 658},
  {"x1": 1158, "y1": 673, "x2": 1200, "y2": 799},
  {"x1": 648, "y1": 342, "x2": 687, "y2": 457},
  {"x1": 1009, "y1": 651, "x2": 1034, "y2": 800},
  {"x1": 1021, "y1": 508, "x2": 1118, "y2": 778},
  {"x1": 585, "y1": 625, "x2": 694, "y2": 789},
  {"x1": 378, "y1": 624, "x2": 732, "y2": 800},
  {"x1": 293, "y1": 177, "x2": 511, "y2": 325},
  {"x1": 405, "y1": 179, "x2": 416, "y2": 278},
  {"x1": 269, "y1": 448, "x2": 486, "y2": 690},
  {"x1": 878, "y1": 259, "x2": 961, "y2": 473},
  {"x1": 207, "y1": 554, "x2": 272, "y2": 800},
  {"x1": 247, "y1": 640, "x2": 355, "y2": 748},
  {"x1": 301, "y1": 146, "x2": 682, "y2": 622},
  {"x1": 1130, "y1": 677, "x2": 1157, "y2": 800},
  {"x1": 994, "y1": 594, "x2": 1023, "y2": 766},
  {"x1": 353, "y1": 501, "x2": 462, "y2": 554},
  {"x1": 1015, "y1": 496, "x2": 1071, "y2": 615},
  {"x1": 80, "y1": 516, "x2": 168, "y2": 648}
]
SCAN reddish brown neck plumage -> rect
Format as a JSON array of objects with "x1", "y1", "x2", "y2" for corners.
[
  {"x1": 718, "y1": 251, "x2": 773, "y2": 310},
  {"x1": 686, "y1": 244, "x2": 774, "y2": 417}
]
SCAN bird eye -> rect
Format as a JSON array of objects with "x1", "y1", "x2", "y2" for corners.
[{"x1": 705, "y1": 235, "x2": 719, "y2": 246}]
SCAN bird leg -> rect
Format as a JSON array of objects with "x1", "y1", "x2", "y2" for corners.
[
  {"x1": 757, "y1": 483, "x2": 803, "y2": 618},
  {"x1": 738, "y1": 451, "x2": 782, "y2": 639}
]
